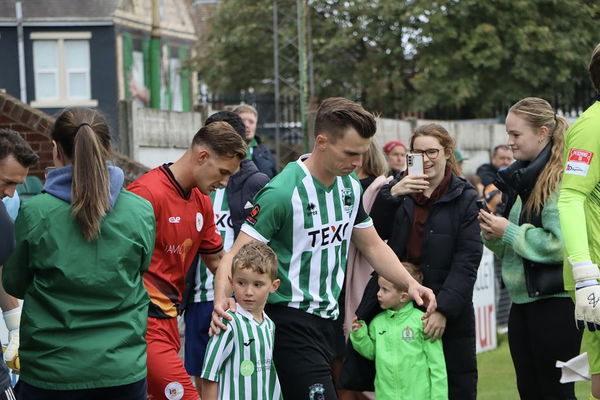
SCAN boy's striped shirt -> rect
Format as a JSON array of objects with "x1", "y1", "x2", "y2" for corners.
[
  {"x1": 201, "y1": 305, "x2": 282, "y2": 399},
  {"x1": 241, "y1": 156, "x2": 372, "y2": 319},
  {"x1": 193, "y1": 188, "x2": 234, "y2": 302}
]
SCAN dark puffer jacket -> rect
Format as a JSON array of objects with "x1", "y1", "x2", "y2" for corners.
[
  {"x1": 251, "y1": 135, "x2": 278, "y2": 178},
  {"x1": 341, "y1": 173, "x2": 483, "y2": 400},
  {"x1": 226, "y1": 159, "x2": 270, "y2": 237}
]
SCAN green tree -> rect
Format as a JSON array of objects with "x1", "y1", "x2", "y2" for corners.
[{"x1": 193, "y1": 0, "x2": 600, "y2": 118}]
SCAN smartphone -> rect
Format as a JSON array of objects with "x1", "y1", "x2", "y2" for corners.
[
  {"x1": 406, "y1": 153, "x2": 424, "y2": 175},
  {"x1": 476, "y1": 199, "x2": 490, "y2": 213}
]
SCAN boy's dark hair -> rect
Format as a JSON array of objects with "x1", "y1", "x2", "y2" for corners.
[
  {"x1": 232, "y1": 241, "x2": 278, "y2": 281},
  {"x1": 313, "y1": 97, "x2": 376, "y2": 142},
  {"x1": 192, "y1": 121, "x2": 247, "y2": 160},
  {"x1": 205, "y1": 111, "x2": 246, "y2": 140},
  {"x1": 0, "y1": 129, "x2": 38, "y2": 167}
]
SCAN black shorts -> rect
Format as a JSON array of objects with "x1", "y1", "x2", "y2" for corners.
[
  {"x1": 265, "y1": 304, "x2": 339, "y2": 400},
  {"x1": 14, "y1": 378, "x2": 146, "y2": 400}
]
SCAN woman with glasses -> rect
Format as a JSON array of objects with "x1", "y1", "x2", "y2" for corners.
[
  {"x1": 480, "y1": 97, "x2": 580, "y2": 400},
  {"x1": 342, "y1": 123, "x2": 482, "y2": 399}
]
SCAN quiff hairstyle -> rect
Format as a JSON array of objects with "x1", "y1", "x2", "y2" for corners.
[
  {"x1": 313, "y1": 97, "x2": 377, "y2": 142},
  {"x1": 589, "y1": 43, "x2": 600, "y2": 93},
  {"x1": 0, "y1": 129, "x2": 38, "y2": 167},
  {"x1": 232, "y1": 241, "x2": 278, "y2": 282},
  {"x1": 232, "y1": 104, "x2": 258, "y2": 118},
  {"x1": 192, "y1": 121, "x2": 247, "y2": 160}
]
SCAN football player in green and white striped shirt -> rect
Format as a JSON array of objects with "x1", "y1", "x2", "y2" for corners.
[
  {"x1": 212, "y1": 97, "x2": 437, "y2": 400},
  {"x1": 201, "y1": 242, "x2": 282, "y2": 400}
]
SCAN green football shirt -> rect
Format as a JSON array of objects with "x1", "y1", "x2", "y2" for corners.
[
  {"x1": 241, "y1": 156, "x2": 372, "y2": 319},
  {"x1": 558, "y1": 101, "x2": 600, "y2": 290},
  {"x1": 201, "y1": 305, "x2": 282, "y2": 400},
  {"x1": 193, "y1": 188, "x2": 234, "y2": 302}
]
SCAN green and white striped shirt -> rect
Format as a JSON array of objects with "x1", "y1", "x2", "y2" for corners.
[
  {"x1": 201, "y1": 305, "x2": 282, "y2": 400},
  {"x1": 242, "y1": 155, "x2": 372, "y2": 319},
  {"x1": 193, "y1": 188, "x2": 234, "y2": 302}
]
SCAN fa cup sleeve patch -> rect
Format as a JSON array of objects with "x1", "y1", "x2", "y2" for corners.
[
  {"x1": 246, "y1": 204, "x2": 261, "y2": 225},
  {"x1": 565, "y1": 149, "x2": 594, "y2": 177}
]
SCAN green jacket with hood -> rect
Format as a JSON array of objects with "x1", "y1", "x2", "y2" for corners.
[
  {"x1": 3, "y1": 165, "x2": 155, "y2": 390},
  {"x1": 350, "y1": 301, "x2": 448, "y2": 400}
]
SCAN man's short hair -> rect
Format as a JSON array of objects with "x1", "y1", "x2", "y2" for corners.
[
  {"x1": 589, "y1": 43, "x2": 600, "y2": 93},
  {"x1": 205, "y1": 111, "x2": 246, "y2": 139},
  {"x1": 232, "y1": 104, "x2": 258, "y2": 118},
  {"x1": 0, "y1": 129, "x2": 38, "y2": 167},
  {"x1": 232, "y1": 241, "x2": 278, "y2": 282},
  {"x1": 313, "y1": 97, "x2": 376, "y2": 141},
  {"x1": 492, "y1": 144, "x2": 511, "y2": 157},
  {"x1": 192, "y1": 121, "x2": 247, "y2": 160}
]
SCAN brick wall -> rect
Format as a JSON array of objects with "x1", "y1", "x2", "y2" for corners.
[
  {"x1": 0, "y1": 92, "x2": 149, "y2": 184},
  {"x1": 0, "y1": 93, "x2": 54, "y2": 179}
]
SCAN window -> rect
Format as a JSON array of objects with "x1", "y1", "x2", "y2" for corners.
[{"x1": 31, "y1": 32, "x2": 97, "y2": 107}]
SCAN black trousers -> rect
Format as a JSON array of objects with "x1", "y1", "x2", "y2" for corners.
[
  {"x1": 15, "y1": 378, "x2": 146, "y2": 400},
  {"x1": 508, "y1": 297, "x2": 581, "y2": 400},
  {"x1": 266, "y1": 304, "x2": 339, "y2": 400}
]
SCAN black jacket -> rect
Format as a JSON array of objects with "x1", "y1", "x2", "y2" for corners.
[
  {"x1": 341, "y1": 173, "x2": 482, "y2": 400},
  {"x1": 226, "y1": 159, "x2": 270, "y2": 237},
  {"x1": 251, "y1": 135, "x2": 278, "y2": 178},
  {"x1": 476, "y1": 163, "x2": 498, "y2": 187}
]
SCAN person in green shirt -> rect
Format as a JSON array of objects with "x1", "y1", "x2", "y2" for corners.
[
  {"x1": 557, "y1": 42, "x2": 600, "y2": 400},
  {"x1": 350, "y1": 262, "x2": 447, "y2": 400},
  {"x1": 3, "y1": 108, "x2": 155, "y2": 399},
  {"x1": 480, "y1": 97, "x2": 580, "y2": 399}
]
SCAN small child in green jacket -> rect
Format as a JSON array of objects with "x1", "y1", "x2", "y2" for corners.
[{"x1": 350, "y1": 263, "x2": 448, "y2": 400}]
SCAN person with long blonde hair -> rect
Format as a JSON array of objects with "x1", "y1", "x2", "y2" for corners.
[
  {"x1": 479, "y1": 97, "x2": 580, "y2": 399},
  {"x1": 3, "y1": 108, "x2": 156, "y2": 399}
]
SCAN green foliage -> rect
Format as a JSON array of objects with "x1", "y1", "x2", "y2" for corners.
[{"x1": 193, "y1": 0, "x2": 600, "y2": 117}]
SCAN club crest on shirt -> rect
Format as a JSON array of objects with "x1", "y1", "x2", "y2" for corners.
[
  {"x1": 240, "y1": 359, "x2": 255, "y2": 377},
  {"x1": 402, "y1": 326, "x2": 414, "y2": 342},
  {"x1": 341, "y1": 188, "x2": 353, "y2": 214},
  {"x1": 306, "y1": 202, "x2": 318, "y2": 216},
  {"x1": 164, "y1": 381, "x2": 184, "y2": 400},
  {"x1": 196, "y1": 212, "x2": 204, "y2": 232},
  {"x1": 309, "y1": 383, "x2": 325, "y2": 400}
]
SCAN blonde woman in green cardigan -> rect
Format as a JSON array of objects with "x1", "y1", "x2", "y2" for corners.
[{"x1": 479, "y1": 97, "x2": 581, "y2": 400}]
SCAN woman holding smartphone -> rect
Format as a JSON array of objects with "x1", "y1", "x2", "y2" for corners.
[
  {"x1": 342, "y1": 123, "x2": 483, "y2": 399},
  {"x1": 479, "y1": 97, "x2": 580, "y2": 400}
]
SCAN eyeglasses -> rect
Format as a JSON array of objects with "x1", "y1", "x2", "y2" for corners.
[{"x1": 410, "y1": 148, "x2": 446, "y2": 160}]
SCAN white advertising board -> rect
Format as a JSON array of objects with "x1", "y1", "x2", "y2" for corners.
[{"x1": 474, "y1": 247, "x2": 497, "y2": 353}]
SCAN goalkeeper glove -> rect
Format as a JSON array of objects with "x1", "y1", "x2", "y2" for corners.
[{"x1": 2, "y1": 307, "x2": 20, "y2": 372}]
